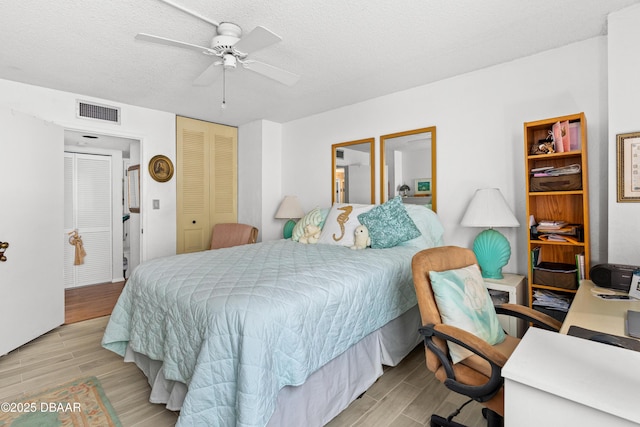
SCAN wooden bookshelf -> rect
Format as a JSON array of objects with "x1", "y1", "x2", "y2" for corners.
[{"x1": 524, "y1": 113, "x2": 590, "y2": 321}]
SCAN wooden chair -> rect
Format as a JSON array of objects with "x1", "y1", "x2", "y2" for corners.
[
  {"x1": 210, "y1": 223, "x2": 259, "y2": 250},
  {"x1": 411, "y1": 246, "x2": 562, "y2": 427}
]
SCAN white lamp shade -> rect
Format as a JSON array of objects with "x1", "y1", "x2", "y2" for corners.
[
  {"x1": 460, "y1": 188, "x2": 520, "y2": 228},
  {"x1": 275, "y1": 195, "x2": 305, "y2": 219}
]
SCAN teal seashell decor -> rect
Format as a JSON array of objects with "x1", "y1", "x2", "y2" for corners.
[{"x1": 472, "y1": 228, "x2": 511, "y2": 279}]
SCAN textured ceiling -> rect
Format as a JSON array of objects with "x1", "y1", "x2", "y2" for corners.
[{"x1": 1, "y1": 0, "x2": 639, "y2": 126}]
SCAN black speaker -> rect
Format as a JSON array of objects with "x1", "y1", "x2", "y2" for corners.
[{"x1": 590, "y1": 264, "x2": 639, "y2": 291}]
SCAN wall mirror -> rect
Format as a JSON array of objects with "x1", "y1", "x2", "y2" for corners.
[
  {"x1": 127, "y1": 164, "x2": 140, "y2": 213},
  {"x1": 331, "y1": 138, "x2": 375, "y2": 204},
  {"x1": 380, "y1": 126, "x2": 436, "y2": 211}
]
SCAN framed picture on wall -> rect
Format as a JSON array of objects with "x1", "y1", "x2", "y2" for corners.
[
  {"x1": 414, "y1": 178, "x2": 432, "y2": 196},
  {"x1": 127, "y1": 164, "x2": 140, "y2": 213},
  {"x1": 616, "y1": 132, "x2": 640, "y2": 202}
]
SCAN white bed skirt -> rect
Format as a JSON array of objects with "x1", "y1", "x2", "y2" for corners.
[{"x1": 124, "y1": 305, "x2": 422, "y2": 426}]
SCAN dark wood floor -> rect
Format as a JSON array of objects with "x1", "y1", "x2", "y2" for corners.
[{"x1": 64, "y1": 281, "x2": 125, "y2": 324}]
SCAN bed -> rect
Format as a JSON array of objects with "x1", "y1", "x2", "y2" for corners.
[{"x1": 102, "y1": 203, "x2": 444, "y2": 426}]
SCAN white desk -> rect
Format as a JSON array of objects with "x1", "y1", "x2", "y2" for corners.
[
  {"x1": 560, "y1": 280, "x2": 640, "y2": 335},
  {"x1": 503, "y1": 280, "x2": 640, "y2": 427}
]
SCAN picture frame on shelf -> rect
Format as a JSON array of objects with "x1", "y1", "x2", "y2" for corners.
[
  {"x1": 616, "y1": 132, "x2": 640, "y2": 202},
  {"x1": 414, "y1": 178, "x2": 432, "y2": 196}
]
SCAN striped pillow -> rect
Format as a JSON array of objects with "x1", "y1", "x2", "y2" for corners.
[{"x1": 292, "y1": 207, "x2": 325, "y2": 241}]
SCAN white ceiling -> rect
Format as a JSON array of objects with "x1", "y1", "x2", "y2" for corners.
[{"x1": 2, "y1": 0, "x2": 639, "y2": 127}]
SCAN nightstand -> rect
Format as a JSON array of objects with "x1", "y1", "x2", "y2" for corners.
[{"x1": 485, "y1": 273, "x2": 525, "y2": 337}]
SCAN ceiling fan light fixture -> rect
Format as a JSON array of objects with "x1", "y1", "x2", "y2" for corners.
[{"x1": 222, "y1": 54, "x2": 237, "y2": 69}]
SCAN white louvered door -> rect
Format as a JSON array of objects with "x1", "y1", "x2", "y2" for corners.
[{"x1": 64, "y1": 153, "x2": 113, "y2": 288}]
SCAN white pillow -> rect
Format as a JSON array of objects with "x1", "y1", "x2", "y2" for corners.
[
  {"x1": 317, "y1": 203, "x2": 373, "y2": 247},
  {"x1": 399, "y1": 204, "x2": 445, "y2": 249}
]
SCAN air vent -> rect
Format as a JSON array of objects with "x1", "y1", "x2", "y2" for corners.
[
  {"x1": 76, "y1": 100, "x2": 121, "y2": 124},
  {"x1": 336, "y1": 149, "x2": 344, "y2": 159}
]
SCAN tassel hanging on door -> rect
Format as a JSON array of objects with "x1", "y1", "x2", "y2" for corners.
[{"x1": 68, "y1": 230, "x2": 87, "y2": 265}]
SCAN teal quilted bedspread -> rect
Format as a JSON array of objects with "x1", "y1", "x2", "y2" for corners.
[{"x1": 102, "y1": 237, "x2": 438, "y2": 426}]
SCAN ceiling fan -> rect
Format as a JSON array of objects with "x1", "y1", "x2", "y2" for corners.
[{"x1": 135, "y1": 0, "x2": 300, "y2": 89}]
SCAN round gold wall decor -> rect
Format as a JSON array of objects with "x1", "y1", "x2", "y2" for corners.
[{"x1": 149, "y1": 155, "x2": 174, "y2": 182}]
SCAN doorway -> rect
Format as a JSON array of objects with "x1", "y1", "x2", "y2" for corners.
[
  {"x1": 64, "y1": 152, "x2": 113, "y2": 287},
  {"x1": 64, "y1": 129, "x2": 141, "y2": 286},
  {"x1": 335, "y1": 166, "x2": 348, "y2": 203}
]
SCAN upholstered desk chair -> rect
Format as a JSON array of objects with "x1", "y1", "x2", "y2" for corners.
[
  {"x1": 210, "y1": 223, "x2": 259, "y2": 250},
  {"x1": 412, "y1": 246, "x2": 561, "y2": 427}
]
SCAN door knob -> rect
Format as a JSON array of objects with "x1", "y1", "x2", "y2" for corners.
[{"x1": 0, "y1": 241, "x2": 8, "y2": 262}]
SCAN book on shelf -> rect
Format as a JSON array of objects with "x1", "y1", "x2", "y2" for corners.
[
  {"x1": 551, "y1": 120, "x2": 571, "y2": 153},
  {"x1": 561, "y1": 120, "x2": 571, "y2": 152},
  {"x1": 531, "y1": 247, "x2": 542, "y2": 270},
  {"x1": 552, "y1": 121, "x2": 564, "y2": 153},
  {"x1": 575, "y1": 252, "x2": 586, "y2": 282}
]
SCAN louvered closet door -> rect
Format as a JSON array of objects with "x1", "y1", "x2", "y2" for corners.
[
  {"x1": 210, "y1": 126, "x2": 238, "y2": 226},
  {"x1": 177, "y1": 116, "x2": 237, "y2": 254},
  {"x1": 177, "y1": 118, "x2": 211, "y2": 253},
  {"x1": 64, "y1": 153, "x2": 113, "y2": 288}
]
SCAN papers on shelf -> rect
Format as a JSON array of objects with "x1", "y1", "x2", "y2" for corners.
[
  {"x1": 531, "y1": 164, "x2": 581, "y2": 177},
  {"x1": 537, "y1": 219, "x2": 567, "y2": 228},
  {"x1": 533, "y1": 289, "x2": 572, "y2": 312},
  {"x1": 538, "y1": 234, "x2": 580, "y2": 243}
]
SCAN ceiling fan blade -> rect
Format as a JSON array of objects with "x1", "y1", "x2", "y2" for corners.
[
  {"x1": 136, "y1": 33, "x2": 217, "y2": 56},
  {"x1": 233, "y1": 26, "x2": 282, "y2": 54},
  {"x1": 244, "y1": 60, "x2": 300, "y2": 86},
  {"x1": 156, "y1": 0, "x2": 220, "y2": 27},
  {"x1": 193, "y1": 62, "x2": 221, "y2": 86}
]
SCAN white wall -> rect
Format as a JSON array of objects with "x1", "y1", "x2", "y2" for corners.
[
  {"x1": 0, "y1": 79, "x2": 176, "y2": 262},
  {"x1": 608, "y1": 5, "x2": 640, "y2": 265},
  {"x1": 238, "y1": 119, "x2": 283, "y2": 242},
  {"x1": 281, "y1": 37, "x2": 609, "y2": 276},
  {"x1": 403, "y1": 147, "x2": 431, "y2": 195}
]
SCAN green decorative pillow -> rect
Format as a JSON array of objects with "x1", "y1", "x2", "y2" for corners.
[
  {"x1": 292, "y1": 207, "x2": 325, "y2": 242},
  {"x1": 357, "y1": 196, "x2": 421, "y2": 249},
  {"x1": 429, "y1": 264, "x2": 505, "y2": 363}
]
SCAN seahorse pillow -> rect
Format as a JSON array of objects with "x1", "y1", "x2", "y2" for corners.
[{"x1": 317, "y1": 203, "x2": 374, "y2": 247}]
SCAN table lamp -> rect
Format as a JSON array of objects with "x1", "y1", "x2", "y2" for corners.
[
  {"x1": 460, "y1": 188, "x2": 520, "y2": 279},
  {"x1": 275, "y1": 195, "x2": 305, "y2": 239}
]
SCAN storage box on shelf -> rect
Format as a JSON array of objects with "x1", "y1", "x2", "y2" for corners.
[{"x1": 524, "y1": 112, "x2": 590, "y2": 323}]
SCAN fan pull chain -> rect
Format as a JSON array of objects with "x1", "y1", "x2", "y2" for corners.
[{"x1": 221, "y1": 67, "x2": 227, "y2": 110}]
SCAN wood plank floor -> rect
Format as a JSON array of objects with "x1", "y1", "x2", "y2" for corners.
[
  {"x1": 0, "y1": 316, "x2": 486, "y2": 427},
  {"x1": 0, "y1": 316, "x2": 179, "y2": 427},
  {"x1": 1, "y1": 281, "x2": 486, "y2": 426}
]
